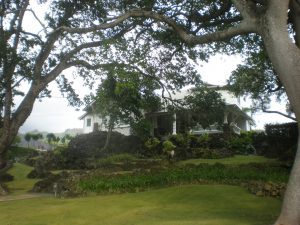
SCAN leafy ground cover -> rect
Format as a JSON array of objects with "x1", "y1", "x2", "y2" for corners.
[
  {"x1": 178, "y1": 155, "x2": 279, "y2": 165},
  {"x1": 78, "y1": 163, "x2": 288, "y2": 194},
  {"x1": 0, "y1": 185, "x2": 281, "y2": 225}
]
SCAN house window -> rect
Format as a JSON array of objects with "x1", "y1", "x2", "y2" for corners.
[{"x1": 86, "y1": 118, "x2": 91, "y2": 127}]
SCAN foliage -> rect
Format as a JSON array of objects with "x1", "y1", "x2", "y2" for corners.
[
  {"x1": 12, "y1": 135, "x2": 21, "y2": 145},
  {"x1": 78, "y1": 163, "x2": 288, "y2": 194},
  {"x1": 7, "y1": 146, "x2": 38, "y2": 162},
  {"x1": 167, "y1": 133, "x2": 232, "y2": 160},
  {"x1": 227, "y1": 132, "x2": 256, "y2": 155},
  {"x1": 144, "y1": 137, "x2": 161, "y2": 156},
  {"x1": 88, "y1": 153, "x2": 137, "y2": 168},
  {"x1": 198, "y1": 133, "x2": 211, "y2": 148},
  {"x1": 180, "y1": 87, "x2": 226, "y2": 130},
  {"x1": 130, "y1": 119, "x2": 152, "y2": 141},
  {"x1": 168, "y1": 133, "x2": 187, "y2": 148},
  {"x1": 0, "y1": 172, "x2": 14, "y2": 182},
  {"x1": 191, "y1": 148, "x2": 222, "y2": 159},
  {"x1": 162, "y1": 140, "x2": 176, "y2": 153},
  {"x1": 68, "y1": 131, "x2": 143, "y2": 160},
  {"x1": 228, "y1": 47, "x2": 293, "y2": 120},
  {"x1": 24, "y1": 133, "x2": 32, "y2": 148},
  {"x1": 46, "y1": 133, "x2": 58, "y2": 145},
  {"x1": 264, "y1": 123, "x2": 298, "y2": 163},
  {"x1": 94, "y1": 73, "x2": 161, "y2": 148}
]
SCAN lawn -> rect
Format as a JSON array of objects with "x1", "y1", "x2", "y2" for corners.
[
  {"x1": 178, "y1": 155, "x2": 279, "y2": 166},
  {"x1": 5, "y1": 163, "x2": 40, "y2": 196},
  {"x1": 0, "y1": 185, "x2": 281, "y2": 225},
  {"x1": 1, "y1": 158, "x2": 283, "y2": 225}
]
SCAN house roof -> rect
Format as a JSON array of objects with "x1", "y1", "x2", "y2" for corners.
[
  {"x1": 226, "y1": 104, "x2": 253, "y2": 123},
  {"x1": 79, "y1": 86, "x2": 252, "y2": 122},
  {"x1": 78, "y1": 112, "x2": 88, "y2": 120}
]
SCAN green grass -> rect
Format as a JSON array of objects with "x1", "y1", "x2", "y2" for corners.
[
  {"x1": 0, "y1": 185, "x2": 281, "y2": 225},
  {"x1": 179, "y1": 155, "x2": 279, "y2": 166},
  {"x1": 5, "y1": 163, "x2": 39, "y2": 195}
]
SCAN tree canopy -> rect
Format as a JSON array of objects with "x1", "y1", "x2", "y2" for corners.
[{"x1": 1, "y1": 1, "x2": 300, "y2": 223}]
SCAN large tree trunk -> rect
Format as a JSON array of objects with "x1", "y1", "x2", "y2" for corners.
[
  {"x1": 0, "y1": 86, "x2": 41, "y2": 169},
  {"x1": 260, "y1": 1, "x2": 300, "y2": 224}
]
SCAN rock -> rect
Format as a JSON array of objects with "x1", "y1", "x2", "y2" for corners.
[
  {"x1": 263, "y1": 183, "x2": 272, "y2": 191},
  {"x1": 256, "y1": 191, "x2": 264, "y2": 197}
]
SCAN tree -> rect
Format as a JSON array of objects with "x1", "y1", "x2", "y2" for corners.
[
  {"x1": 1, "y1": 1, "x2": 300, "y2": 223},
  {"x1": 46, "y1": 133, "x2": 56, "y2": 146},
  {"x1": 180, "y1": 86, "x2": 226, "y2": 131},
  {"x1": 94, "y1": 70, "x2": 161, "y2": 150},
  {"x1": 24, "y1": 133, "x2": 32, "y2": 148},
  {"x1": 31, "y1": 133, "x2": 43, "y2": 148},
  {"x1": 227, "y1": 46, "x2": 296, "y2": 121},
  {"x1": 105, "y1": 2, "x2": 299, "y2": 223},
  {"x1": 0, "y1": 0, "x2": 145, "y2": 168}
]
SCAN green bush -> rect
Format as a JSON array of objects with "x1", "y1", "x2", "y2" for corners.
[
  {"x1": 162, "y1": 140, "x2": 176, "y2": 152},
  {"x1": 130, "y1": 119, "x2": 152, "y2": 141},
  {"x1": 144, "y1": 137, "x2": 161, "y2": 156},
  {"x1": 68, "y1": 131, "x2": 143, "y2": 159},
  {"x1": 198, "y1": 133, "x2": 211, "y2": 148},
  {"x1": 228, "y1": 132, "x2": 255, "y2": 155},
  {"x1": 168, "y1": 134, "x2": 187, "y2": 148},
  {"x1": 265, "y1": 123, "x2": 298, "y2": 163},
  {"x1": 7, "y1": 146, "x2": 38, "y2": 161},
  {"x1": 202, "y1": 148, "x2": 220, "y2": 159}
]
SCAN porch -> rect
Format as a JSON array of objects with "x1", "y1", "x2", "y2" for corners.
[{"x1": 146, "y1": 104, "x2": 251, "y2": 137}]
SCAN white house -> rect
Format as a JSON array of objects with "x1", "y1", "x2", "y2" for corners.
[{"x1": 79, "y1": 85, "x2": 252, "y2": 136}]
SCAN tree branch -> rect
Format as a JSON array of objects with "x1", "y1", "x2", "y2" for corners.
[
  {"x1": 262, "y1": 109, "x2": 297, "y2": 121},
  {"x1": 54, "y1": 11, "x2": 136, "y2": 34},
  {"x1": 128, "y1": 10, "x2": 258, "y2": 46},
  {"x1": 20, "y1": 30, "x2": 43, "y2": 43},
  {"x1": 26, "y1": 8, "x2": 47, "y2": 34}
]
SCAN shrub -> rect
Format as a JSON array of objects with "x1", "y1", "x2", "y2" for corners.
[
  {"x1": 130, "y1": 119, "x2": 152, "y2": 141},
  {"x1": 144, "y1": 137, "x2": 161, "y2": 156},
  {"x1": 68, "y1": 131, "x2": 143, "y2": 159},
  {"x1": 198, "y1": 133, "x2": 211, "y2": 148},
  {"x1": 0, "y1": 173, "x2": 14, "y2": 182},
  {"x1": 250, "y1": 131, "x2": 268, "y2": 155},
  {"x1": 227, "y1": 132, "x2": 255, "y2": 155},
  {"x1": 264, "y1": 123, "x2": 298, "y2": 162},
  {"x1": 7, "y1": 146, "x2": 38, "y2": 162},
  {"x1": 188, "y1": 134, "x2": 199, "y2": 148},
  {"x1": 27, "y1": 169, "x2": 52, "y2": 179},
  {"x1": 168, "y1": 134, "x2": 187, "y2": 148},
  {"x1": 202, "y1": 148, "x2": 220, "y2": 159},
  {"x1": 207, "y1": 133, "x2": 228, "y2": 149},
  {"x1": 162, "y1": 140, "x2": 176, "y2": 153}
]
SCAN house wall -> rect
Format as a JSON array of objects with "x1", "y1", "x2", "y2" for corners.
[
  {"x1": 219, "y1": 90, "x2": 240, "y2": 107},
  {"x1": 82, "y1": 114, "x2": 104, "y2": 134},
  {"x1": 82, "y1": 114, "x2": 131, "y2": 136}
]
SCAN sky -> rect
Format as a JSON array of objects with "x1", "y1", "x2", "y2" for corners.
[{"x1": 18, "y1": 2, "x2": 294, "y2": 133}]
